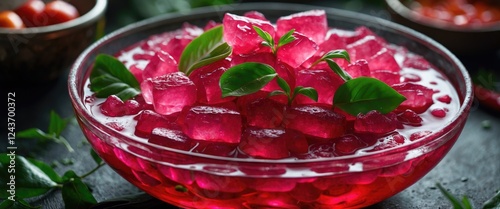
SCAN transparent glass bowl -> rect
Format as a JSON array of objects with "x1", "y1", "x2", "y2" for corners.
[{"x1": 69, "y1": 3, "x2": 473, "y2": 208}]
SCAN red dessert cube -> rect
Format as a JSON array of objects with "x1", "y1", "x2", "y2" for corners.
[
  {"x1": 134, "y1": 110, "x2": 179, "y2": 138},
  {"x1": 371, "y1": 70, "x2": 401, "y2": 86},
  {"x1": 302, "y1": 141, "x2": 336, "y2": 159},
  {"x1": 145, "y1": 72, "x2": 197, "y2": 115},
  {"x1": 397, "y1": 109, "x2": 423, "y2": 126},
  {"x1": 189, "y1": 59, "x2": 235, "y2": 104},
  {"x1": 239, "y1": 127, "x2": 291, "y2": 159},
  {"x1": 333, "y1": 134, "x2": 369, "y2": 156},
  {"x1": 345, "y1": 59, "x2": 371, "y2": 78},
  {"x1": 367, "y1": 48, "x2": 401, "y2": 73},
  {"x1": 276, "y1": 10, "x2": 327, "y2": 44},
  {"x1": 294, "y1": 68, "x2": 344, "y2": 105},
  {"x1": 148, "y1": 128, "x2": 193, "y2": 150},
  {"x1": 346, "y1": 35, "x2": 384, "y2": 61},
  {"x1": 284, "y1": 105, "x2": 346, "y2": 139},
  {"x1": 100, "y1": 95, "x2": 126, "y2": 117},
  {"x1": 223, "y1": 13, "x2": 275, "y2": 55},
  {"x1": 244, "y1": 11, "x2": 268, "y2": 21},
  {"x1": 277, "y1": 32, "x2": 318, "y2": 69},
  {"x1": 403, "y1": 54, "x2": 431, "y2": 70},
  {"x1": 392, "y1": 83, "x2": 435, "y2": 113},
  {"x1": 180, "y1": 105, "x2": 242, "y2": 143},
  {"x1": 354, "y1": 110, "x2": 398, "y2": 135},
  {"x1": 142, "y1": 50, "x2": 178, "y2": 80},
  {"x1": 244, "y1": 97, "x2": 286, "y2": 128},
  {"x1": 193, "y1": 141, "x2": 237, "y2": 157}
]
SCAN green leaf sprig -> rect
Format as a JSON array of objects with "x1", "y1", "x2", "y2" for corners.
[
  {"x1": 16, "y1": 111, "x2": 74, "y2": 152},
  {"x1": 179, "y1": 25, "x2": 232, "y2": 76},
  {"x1": 219, "y1": 62, "x2": 318, "y2": 105},
  {"x1": 436, "y1": 183, "x2": 500, "y2": 209},
  {"x1": 90, "y1": 54, "x2": 141, "y2": 101},
  {"x1": 0, "y1": 150, "x2": 105, "y2": 209},
  {"x1": 253, "y1": 26, "x2": 296, "y2": 55}
]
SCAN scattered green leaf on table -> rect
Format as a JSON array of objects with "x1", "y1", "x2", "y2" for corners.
[
  {"x1": 483, "y1": 190, "x2": 500, "y2": 209},
  {"x1": 436, "y1": 183, "x2": 472, "y2": 209},
  {"x1": 0, "y1": 199, "x2": 40, "y2": 209},
  {"x1": 48, "y1": 110, "x2": 69, "y2": 137},
  {"x1": 0, "y1": 155, "x2": 57, "y2": 199},
  {"x1": 61, "y1": 171, "x2": 97, "y2": 209},
  {"x1": 90, "y1": 54, "x2": 140, "y2": 101},
  {"x1": 90, "y1": 149, "x2": 103, "y2": 165},
  {"x1": 179, "y1": 25, "x2": 232, "y2": 75},
  {"x1": 220, "y1": 62, "x2": 277, "y2": 97},
  {"x1": 27, "y1": 158, "x2": 62, "y2": 184},
  {"x1": 334, "y1": 77, "x2": 406, "y2": 116}
]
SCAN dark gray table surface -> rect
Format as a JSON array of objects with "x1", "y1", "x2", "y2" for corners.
[{"x1": 1, "y1": 1, "x2": 499, "y2": 208}]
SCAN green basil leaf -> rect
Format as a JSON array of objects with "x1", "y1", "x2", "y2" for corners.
[
  {"x1": 16, "y1": 128, "x2": 50, "y2": 140},
  {"x1": 61, "y1": 171, "x2": 97, "y2": 209},
  {"x1": 483, "y1": 190, "x2": 500, "y2": 209},
  {"x1": 179, "y1": 25, "x2": 232, "y2": 75},
  {"x1": 48, "y1": 110, "x2": 68, "y2": 137},
  {"x1": 0, "y1": 199, "x2": 40, "y2": 209},
  {"x1": 278, "y1": 29, "x2": 296, "y2": 47},
  {"x1": 0, "y1": 155, "x2": 57, "y2": 199},
  {"x1": 436, "y1": 183, "x2": 466, "y2": 209},
  {"x1": 293, "y1": 86, "x2": 318, "y2": 102},
  {"x1": 322, "y1": 50, "x2": 350, "y2": 62},
  {"x1": 220, "y1": 62, "x2": 277, "y2": 97},
  {"x1": 327, "y1": 59, "x2": 352, "y2": 81},
  {"x1": 333, "y1": 77, "x2": 406, "y2": 115},
  {"x1": 90, "y1": 149, "x2": 103, "y2": 165},
  {"x1": 253, "y1": 25, "x2": 274, "y2": 46},
  {"x1": 268, "y1": 90, "x2": 287, "y2": 98},
  {"x1": 90, "y1": 54, "x2": 140, "y2": 101},
  {"x1": 27, "y1": 159, "x2": 62, "y2": 184},
  {"x1": 276, "y1": 77, "x2": 291, "y2": 95}
]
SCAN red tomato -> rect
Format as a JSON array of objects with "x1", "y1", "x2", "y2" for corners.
[
  {"x1": 39, "y1": 0, "x2": 79, "y2": 26},
  {"x1": 14, "y1": 0, "x2": 45, "y2": 27},
  {"x1": 0, "y1": 11, "x2": 25, "y2": 29}
]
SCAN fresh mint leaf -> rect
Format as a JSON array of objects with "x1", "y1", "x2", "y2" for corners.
[
  {"x1": 276, "y1": 77, "x2": 291, "y2": 96},
  {"x1": 48, "y1": 110, "x2": 68, "y2": 137},
  {"x1": 311, "y1": 50, "x2": 350, "y2": 67},
  {"x1": 220, "y1": 62, "x2": 277, "y2": 97},
  {"x1": 483, "y1": 190, "x2": 500, "y2": 209},
  {"x1": 17, "y1": 128, "x2": 74, "y2": 152},
  {"x1": 277, "y1": 29, "x2": 296, "y2": 47},
  {"x1": 27, "y1": 158, "x2": 62, "y2": 184},
  {"x1": 0, "y1": 155, "x2": 58, "y2": 199},
  {"x1": 253, "y1": 25, "x2": 274, "y2": 47},
  {"x1": 61, "y1": 171, "x2": 97, "y2": 209},
  {"x1": 334, "y1": 77, "x2": 406, "y2": 115},
  {"x1": 179, "y1": 25, "x2": 232, "y2": 75},
  {"x1": 436, "y1": 183, "x2": 472, "y2": 209},
  {"x1": 268, "y1": 90, "x2": 287, "y2": 98},
  {"x1": 0, "y1": 199, "x2": 40, "y2": 209},
  {"x1": 327, "y1": 59, "x2": 352, "y2": 81},
  {"x1": 90, "y1": 54, "x2": 140, "y2": 101},
  {"x1": 293, "y1": 86, "x2": 318, "y2": 102},
  {"x1": 90, "y1": 149, "x2": 103, "y2": 165}
]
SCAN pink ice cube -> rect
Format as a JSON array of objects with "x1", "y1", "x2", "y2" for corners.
[
  {"x1": 333, "y1": 134, "x2": 369, "y2": 155},
  {"x1": 367, "y1": 48, "x2": 401, "y2": 73},
  {"x1": 354, "y1": 110, "x2": 399, "y2": 135},
  {"x1": 129, "y1": 64, "x2": 144, "y2": 84},
  {"x1": 346, "y1": 26, "x2": 385, "y2": 44},
  {"x1": 223, "y1": 13, "x2": 275, "y2": 55},
  {"x1": 160, "y1": 35, "x2": 194, "y2": 63},
  {"x1": 243, "y1": 97, "x2": 286, "y2": 128},
  {"x1": 284, "y1": 105, "x2": 346, "y2": 139},
  {"x1": 203, "y1": 20, "x2": 219, "y2": 31},
  {"x1": 302, "y1": 33, "x2": 348, "y2": 69},
  {"x1": 239, "y1": 127, "x2": 291, "y2": 159},
  {"x1": 392, "y1": 83, "x2": 435, "y2": 113},
  {"x1": 294, "y1": 68, "x2": 344, "y2": 105},
  {"x1": 142, "y1": 50, "x2": 178, "y2": 80},
  {"x1": 370, "y1": 133, "x2": 406, "y2": 151},
  {"x1": 371, "y1": 70, "x2": 401, "y2": 85},
  {"x1": 134, "y1": 110, "x2": 179, "y2": 138},
  {"x1": 146, "y1": 72, "x2": 197, "y2": 115},
  {"x1": 179, "y1": 105, "x2": 242, "y2": 143},
  {"x1": 276, "y1": 10, "x2": 327, "y2": 44},
  {"x1": 277, "y1": 32, "x2": 318, "y2": 69},
  {"x1": 397, "y1": 109, "x2": 423, "y2": 126},
  {"x1": 244, "y1": 11, "x2": 268, "y2": 21},
  {"x1": 189, "y1": 59, "x2": 235, "y2": 104},
  {"x1": 403, "y1": 54, "x2": 431, "y2": 70},
  {"x1": 148, "y1": 128, "x2": 193, "y2": 150},
  {"x1": 124, "y1": 99, "x2": 141, "y2": 115},
  {"x1": 346, "y1": 35, "x2": 384, "y2": 61},
  {"x1": 345, "y1": 59, "x2": 371, "y2": 78},
  {"x1": 100, "y1": 95, "x2": 126, "y2": 117}
]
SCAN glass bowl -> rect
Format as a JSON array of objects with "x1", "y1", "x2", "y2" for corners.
[
  {"x1": 69, "y1": 3, "x2": 473, "y2": 208},
  {"x1": 0, "y1": 0, "x2": 107, "y2": 86}
]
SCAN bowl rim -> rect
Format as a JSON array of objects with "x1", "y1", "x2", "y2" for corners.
[
  {"x1": 385, "y1": 0, "x2": 500, "y2": 32},
  {"x1": 69, "y1": 2, "x2": 474, "y2": 164},
  {"x1": 0, "y1": 0, "x2": 107, "y2": 34}
]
